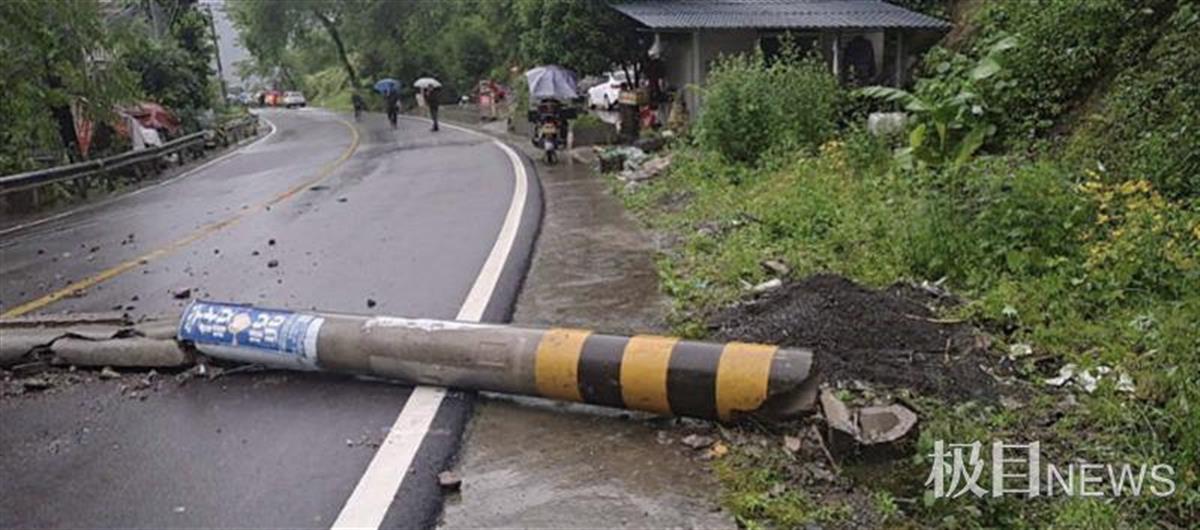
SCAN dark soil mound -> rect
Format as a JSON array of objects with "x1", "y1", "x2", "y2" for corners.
[{"x1": 710, "y1": 274, "x2": 997, "y2": 401}]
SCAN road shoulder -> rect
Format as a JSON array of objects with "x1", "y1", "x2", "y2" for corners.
[{"x1": 437, "y1": 117, "x2": 734, "y2": 528}]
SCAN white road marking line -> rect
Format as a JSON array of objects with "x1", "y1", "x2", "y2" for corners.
[
  {"x1": 331, "y1": 119, "x2": 530, "y2": 530},
  {"x1": 0, "y1": 116, "x2": 278, "y2": 238}
]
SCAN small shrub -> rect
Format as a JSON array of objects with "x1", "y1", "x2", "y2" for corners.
[{"x1": 695, "y1": 51, "x2": 840, "y2": 166}]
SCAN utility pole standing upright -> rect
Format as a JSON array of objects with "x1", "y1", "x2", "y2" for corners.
[{"x1": 203, "y1": 3, "x2": 228, "y2": 102}]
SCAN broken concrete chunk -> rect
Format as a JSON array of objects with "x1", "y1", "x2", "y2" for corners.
[
  {"x1": 761, "y1": 259, "x2": 790, "y2": 277},
  {"x1": 1044, "y1": 363, "x2": 1077, "y2": 387},
  {"x1": 705, "y1": 441, "x2": 729, "y2": 459},
  {"x1": 52, "y1": 337, "x2": 191, "y2": 368},
  {"x1": 751, "y1": 278, "x2": 783, "y2": 293},
  {"x1": 819, "y1": 389, "x2": 918, "y2": 462},
  {"x1": 783, "y1": 435, "x2": 802, "y2": 453},
  {"x1": 681, "y1": 434, "x2": 716, "y2": 449},
  {"x1": 99, "y1": 366, "x2": 120, "y2": 380},
  {"x1": 22, "y1": 377, "x2": 52, "y2": 391},
  {"x1": 438, "y1": 471, "x2": 462, "y2": 491}
]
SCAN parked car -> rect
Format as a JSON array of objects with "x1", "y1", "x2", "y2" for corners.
[
  {"x1": 587, "y1": 71, "x2": 629, "y2": 109},
  {"x1": 282, "y1": 91, "x2": 307, "y2": 108}
]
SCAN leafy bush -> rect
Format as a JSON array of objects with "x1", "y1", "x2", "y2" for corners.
[
  {"x1": 860, "y1": 36, "x2": 1015, "y2": 171},
  {"x1": 695, "y1": 51, "x2": 841, "y2": 165},
  {"x1": 901, "y1": 159, "x2": 1090, "y2": 288}
]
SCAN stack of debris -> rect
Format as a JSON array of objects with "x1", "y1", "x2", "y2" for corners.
[{"x1": 596, "y1": 145, "x2": 674, "y2": 190}]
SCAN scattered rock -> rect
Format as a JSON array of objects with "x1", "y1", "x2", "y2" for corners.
[
  {"x1": 37, "y1": 249, "x2": 45, "y2": 255},
  {"x1": 22, "y1": 378, "x2": 51, "y2": 391},
  {"x1": 89, "y1": 246, "x2": 100, "y2": 253},
  {"x1": 267, "y1": 259, "x2": 279, "y2": 268},
  {"x1": 681, "y1": 434, "x2": 715, "y2": 449},
  {"x1": 213, "y1": 249, "x2": 220, "y2": 255},
  {"x1": 706, "y1": 442, "x2": 729, "y2": 459},
  {"x1": 172, "y1": 288, "x2": 192, "y2": 299},
  {"x1": 131, "y1": 295, "x2": 140, "y2": 302},
  {"x1": 1008, "y1": 343, "x2": 1033, "y2": 359},
  {"x1": 438, "y1": 471, "x2": 463, "y2": 491},
  {"x1": 251, "y1": 250, "x2": 260, "y2": 256},
  {"x1": 99, "y1": 367, "x2": 120, "y2": 380},
  {"x1": 761, "y1": 259, "x2": 790, "y2": 277},
  {"x1": 337, "y1": 197, "x2": 348, "y2": 203},
  {"x1": 783, "y1": 435, "x2": 802, "y2": 453},
  {"x1": 366, "y1": 298, "x2": 377, "y2": 308},
  {"x1": 751, "y1": 278, "x2": 783, "y2": 293},
  {"x1": 268, "y1": 239, "x2": 276, "y2": 246},
  {"x1": 309, "y1": 186, "x2": 329, "y2": 192}
]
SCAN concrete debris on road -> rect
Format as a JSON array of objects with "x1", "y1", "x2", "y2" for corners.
[
  {"x1": 0, "y1": 313, "x2": 191, "y2": 369},
  {"x1": 437, "y1": 471, "x2": 463, "y2": 491},
  {"x1": 680, "y1": 434, "x2": 715, "y2": 449}
]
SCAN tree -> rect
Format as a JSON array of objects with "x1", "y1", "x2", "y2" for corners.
[
  {"x1": 0, "y1": 1, "x2": 138, "y2": 169},
  {"x1": 229, "y1": 0, "x2": 361, "y2": 88},
  {"x1": 514, "y1": 0, "x2": 645, "y2": 77}
]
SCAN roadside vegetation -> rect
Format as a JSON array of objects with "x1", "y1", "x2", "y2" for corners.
[
  {"x1": 229, "y1": 0, "x2": 644, "y2": 109},
  {"x1": 619, "y1": 1, "x2": 1198, "y2": 527},
  {"x1": 0, "y1": 1, "x2": 225, "y2": 176}
]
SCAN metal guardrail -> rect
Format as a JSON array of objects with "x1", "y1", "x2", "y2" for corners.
[{"x1": 0, "y1": 115, "x2": 259, "y2": 196}]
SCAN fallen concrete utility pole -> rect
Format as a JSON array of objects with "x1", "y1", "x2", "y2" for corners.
[{"x1": 2, "y1": 300, "x2": 820, "y2": 422}]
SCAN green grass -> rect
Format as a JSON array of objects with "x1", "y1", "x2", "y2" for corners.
[{"x1": 617, "y1": 136, "x2": 1199, "y2": 526}]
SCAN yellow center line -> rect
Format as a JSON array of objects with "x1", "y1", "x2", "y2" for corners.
[{"x1": 1, "y1": 119, "x2": 361, "y2": 319}]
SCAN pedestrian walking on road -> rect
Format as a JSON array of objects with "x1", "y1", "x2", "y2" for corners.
[
  {"x1": 414, "y1": 77, "x2": 443, "y2": 132},
  {"x1": 384, "y1": 90, "x2": 400, "y2": 129},
  {"x1": 423, "y1": 86, "x2": 441, "y2": 132}
]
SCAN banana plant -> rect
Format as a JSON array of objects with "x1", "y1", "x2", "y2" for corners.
[{"x1": 858, "y1": 36, "x2": 1016, "y2": 171}]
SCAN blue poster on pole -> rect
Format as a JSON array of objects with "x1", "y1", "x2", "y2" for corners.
[{"x1": 177, "y1": 300, "x2": 324, "y2": 368}]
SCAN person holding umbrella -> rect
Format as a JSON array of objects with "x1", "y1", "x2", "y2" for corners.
[
  {"x1": 414, "y1": 77, "x2": 442, "y2": 132},
  {"x1": 374, "y1": 78, "x2": 402, "y2": 128}
]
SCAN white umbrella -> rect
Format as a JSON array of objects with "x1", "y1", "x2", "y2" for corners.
[{"x1": 414, "y1": 77, "x2": 442, "y2": 89}]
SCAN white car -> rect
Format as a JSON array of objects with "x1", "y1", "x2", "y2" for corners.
[
  {"x1": 282, "y1": 91, "x2": 307, "y2": 108},
  {"x1": 587, "y1": 71, "x2": 629, "y2": 109}
]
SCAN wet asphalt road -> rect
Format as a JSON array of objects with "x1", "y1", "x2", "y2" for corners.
[{"x1": 0, "y1": 109, "x2": 527, "y2": 528}]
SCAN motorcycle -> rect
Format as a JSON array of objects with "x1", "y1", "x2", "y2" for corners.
[
  {"x1": 524, "y1": 65, "x2": 579, "y2": 165},
  {"x1": 529, "y1": 100, "x2": 576, "y2": 164}
]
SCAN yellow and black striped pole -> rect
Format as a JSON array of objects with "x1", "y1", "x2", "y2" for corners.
[{"x1": 176, "y1": 302, "x2": 820, "y2": 423}]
